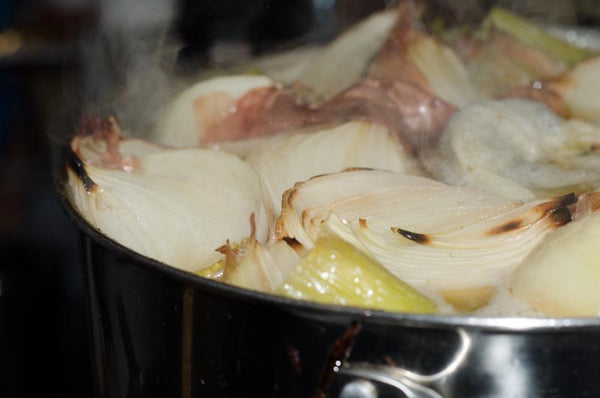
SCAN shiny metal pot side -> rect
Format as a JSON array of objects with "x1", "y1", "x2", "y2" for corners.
[{"x1": 54, "y1": 159, "x2": 600, "y2": 398}]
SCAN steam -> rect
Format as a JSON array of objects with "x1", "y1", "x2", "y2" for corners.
[{"x1": 77, "y1": 0, "x2": 181, "y2": 139}]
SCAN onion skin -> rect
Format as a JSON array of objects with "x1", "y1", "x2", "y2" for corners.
[
  {"x1": 203, "y1": 86, "x2": 322, "y2": 143},
  {"x1": 320, "y1": 79, "x2": 456, "y2": 153},
  {"x1": 155, "y1": 75, "x2": 274, "y2": 147}
]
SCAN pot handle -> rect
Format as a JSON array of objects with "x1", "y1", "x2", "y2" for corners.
[
  {"x1": 337, "y1": 364, "x2": 443, "y2": 398},
  {"x1": 336, "y1": 328, "x2": 470, "y2": 398}
]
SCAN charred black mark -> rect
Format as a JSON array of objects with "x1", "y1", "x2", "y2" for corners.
[
  {"x1": 555, "y1": 192, "x2": 578, "y2": 208},
  {"x1": 532, "y1": 193, "x2": 577, "y2": 219},
  {"x1": 591, "y1": 143, "x2": 600, "y2": 152},
  {"x1": 358, "y1": 218, "x2": 368, "y2": 228},
  {"x1": 312, "y1": 318, "x2": 363, "y2": 398},
  {"x1": 489, "y1": 193, "x2": 576, "y2": 235},
  {"x1": 549, "y1": 207, "x2": 572, "y2": 227},
  {"x1": 487, "y1": 219, "x2": 523, "y2": 235},
  {"x1": 65, "y1": 147, "x2": 97, "y2": 193},
  {"x1": 283, "y1": 237, "x2": 302, "y2": 251},
  {"x1": 392, "y1": 227, "x2": 431, "y2": 244}
]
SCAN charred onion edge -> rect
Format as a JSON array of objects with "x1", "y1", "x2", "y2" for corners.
[
  {"x1": 392, "y1": 227, "x2": 431, "y2": 244},
  {"x1": 282, "y1": 237, "x2": 303, "y2": 251},
  {"x1": 275, "y1": 167, "x2": 376, "y2": 241},
  {"x1": 65, "y1": 146, "x2": 97, "y2": 193},
  {"x1": 390, "y1": 193, "x2": 578, "y2": 242},
  {"x1": 484, "y1": 193, "x2": 575, "y2": 236}
]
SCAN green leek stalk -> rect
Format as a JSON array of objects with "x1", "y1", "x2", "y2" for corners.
[
  {"x1": 485, "y1": 7, "x2": 593, "y2": 67},
  {"x1": 277, "y1": 229, "x2": 438, "y2": 314}
]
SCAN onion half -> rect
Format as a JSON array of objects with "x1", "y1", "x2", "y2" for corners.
[
  {"x1": 276, "y1": 169, "x2": 574, "y2": 306},
  {"x1": 155, "y1": 75, "x2": 274, "y2": 147},
  {"x1": 67, "y1": 134, "x2": 272, "y2": 273},
  {"x1": 422, "y1": 99, "x2": 600, "y2": 200},
  {"x1": 510, "y1": 200, "x2": 600, "y2": 317},
  {"x1": 245, "y1": 121, "x2": 420, "y2": 214}
]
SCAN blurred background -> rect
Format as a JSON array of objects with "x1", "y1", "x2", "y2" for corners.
[{"x1": 0, "y1": 0, "x2": 598, "y2": 397}]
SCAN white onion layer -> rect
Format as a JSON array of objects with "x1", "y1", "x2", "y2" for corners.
[{"x1": 277, "y1": 169, "x2": 572, "y2": 292}]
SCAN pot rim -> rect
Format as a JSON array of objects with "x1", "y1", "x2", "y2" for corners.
[{"x1": 53, "y1": 156, "x2": 600, "y2": 333}]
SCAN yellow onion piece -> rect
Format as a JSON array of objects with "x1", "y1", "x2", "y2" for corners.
[
  {"x1": 277, "y1": 169, "x2": 575, "y2": 298},
  {"x1": 245, "y1": 121, "x2": 420, "y2": 214},
  {"x1": 296, "y1": 10, "x2": 397, "y2": 100},
  {"x1": 467, "y1": 8, "x2": 593, "y2": 98},
  {"x1": 155, "y1": 75, "x2": 273, "y2": 147},
  {"x1": 219, "y1": 232, "x2": 300, "y2": 293},
  {"x1": 551, "y1": 56, "x2": 600, "y2": 125},
  {"x1": 509, "y1": 208, "x2": 600, "y2": 317},
  {"x1": 75, "y1": 135, "x2": 165, "y2": 165},
  {"x1": 367, "y1": 4, "x2": 478, "y2": 107},
  {"x1": 406, "y1": 35, "x2": 479, "y2": 107},
  {"x1": 67, "y1": 139, "x2": 272, "y2": 273},
  {"x1": 278, "y1": 215, "x2": 438, "y2": 314}
]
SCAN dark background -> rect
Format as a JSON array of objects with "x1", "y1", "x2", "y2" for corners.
[{"x1": 0, "y1": 1, "x2": 598, "y2": 397}]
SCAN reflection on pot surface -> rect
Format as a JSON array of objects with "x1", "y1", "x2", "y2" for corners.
[{"x1": 70, "y1": 223, "x2": 600, "y2": 398}]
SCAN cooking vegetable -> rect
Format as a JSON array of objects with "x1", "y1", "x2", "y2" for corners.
[
  {"x1": 219, "y1": 236, "x2": 300, "y2": 293},
  {"x1": 278, "y1": 215, "x2": 438, "y2": 313},
  {"x1": 67, "y1": 124, "x2": 272, "y2": 273},
  {"x1": 483, "y1": 7, "x2": 593, "y2": 68},
  {"x1": 215, "y1": 212, "x2": 438, "y2": 313},
  {"x1": 368, "y1": 3, "x2": 477, "y2": 107},
  {"x1": 68, "y1": 3, "x2": 600, "y2": 316},
  {"x1": 404, "y1": 35, "x2": 478, "y2": 107},
  {"x1": 550, "y1": 56, "x2": 600, "y2": 125},
  {"x1": 155, "y1": 75, "x2": 274, "y2": 147},
  {"x1": 509, "y1": 202, "x2": 600, "y2": 316},
  {"x1": 276, "y1": 169, "x2": 574, "y2": 308},
  {"x1": 422, "y1": 99, "x2": 600, "y2": 200},
  {"x1": 320, "y1": 78, "x2": 456, "y2": 153},
  {"x1": 296, "y1": 9, "x2": 398, "y2": 100},
  {"x1": 448, "y1": 8, "x2": 595, "y2": 99},
  {"x1": 466, "y1": 28, "x2": 567, "y2": 98},
  {"x1": 245, "y1": 121, "x2": 421, "y2": 214}
]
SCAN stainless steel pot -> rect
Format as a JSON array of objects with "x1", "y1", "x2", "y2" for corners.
[
  {"x1": 55, "y1": 2, "x2": 600, "y2": 396},
  {"x1": 54, "y1": 156, "x2": 600, "y2": 398}
]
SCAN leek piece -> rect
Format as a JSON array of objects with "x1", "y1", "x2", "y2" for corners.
[
  {"x1": 277, "y1": 230, "x2": 438, "y2": 314},
  {"x1": 486, "y1": 7, "x2": 593, "y2": 67},
  {"x1": 197, "y1": 260, "x2": 225, "y2": 280}
]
